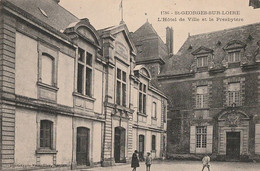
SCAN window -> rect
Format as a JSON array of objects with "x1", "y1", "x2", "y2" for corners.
[
  {"x1": 196, "y1": 126, "x2": 207, "y2": 148},
  {"x1": 40, "y1": 120, "x2": 53, "y2": 149},
  {"x1": 152, "y1": 135, "x2": 156, "y2": 151},
  {"x1": 77, "y1": 48, "x2": 93, "y2": 96},
  {"x1": 152, "y1": 102, "x2": 157, "y2": 118},
  {"x1": 197, "y1": 56, "x2": 208, "y2": 67},
  {"x1": 116, "y1": 68, "x2": 127, "y2": 106},
  {"x1": 163, "y1": 105, "x2": 167, "y2": 123},
  {"x1": 227, "y1": 82, "x2": 241, "y2": 106},
  {"x1": 228, "y1": 51, "x2": 240, "y2": 63},
  {"x1": 196, "y1": 86, "x2": 208, "y2": 108},
  {"x1": 41, "y1": 54, "x2": 54, "y2": 85},
  {"x1": 138, "y1": 83, "x2": 146, "y2": 114}
]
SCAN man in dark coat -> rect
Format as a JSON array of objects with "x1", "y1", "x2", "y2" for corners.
[{"x1": 131, "y1": 150, "x2": 140, "y2": 171}]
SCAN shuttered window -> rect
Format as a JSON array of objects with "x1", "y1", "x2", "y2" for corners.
[
  {"x1": 40, "y1": 120, "x2": 53, "y2": 148},
  {"x1": 190, "y1": 125, "x2": 213, "y2": 154},
  {"x1": 255, "y1": 124, "x2": 260, "y2": 154}
]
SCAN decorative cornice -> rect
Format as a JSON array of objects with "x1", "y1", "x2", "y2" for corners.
[{"x1": 158, "y1": 72, "x2": 195, "y2": 80}]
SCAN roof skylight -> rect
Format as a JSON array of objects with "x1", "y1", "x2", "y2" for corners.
[{"x1": 39, "y1": 8, "x2": 48, "y2": 17}]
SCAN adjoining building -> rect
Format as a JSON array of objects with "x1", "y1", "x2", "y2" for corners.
[
  {"x1": 0, "y1": 0, "x2": 167, "y2": 169},
  {"x1": 158, "y1": 23, "x2": 260, "y2": 161},
  {"x1": 250, "y1": 0, "x2": 260, "y2": 9}
]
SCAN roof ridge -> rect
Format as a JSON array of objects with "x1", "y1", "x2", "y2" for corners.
[{"x1": 190, "y1": 21, "x2": 260, "y2": 38}]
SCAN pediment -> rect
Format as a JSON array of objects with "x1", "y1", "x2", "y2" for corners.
[
  {"x1": 77, "y1": 26, "x2": 96, "y2": 43},
  {"x1": 64, "y1": 19, "x2": 101, "y2": 47},
  {"x1": 192, "y1": 46, "x2": 213, "y2": 55},
  {"x1": 223, "y1": 40, "x2": 246, "y2": 50},
  {"x1": 218, "y1": 109, "x2": 250, "y2": 121}
]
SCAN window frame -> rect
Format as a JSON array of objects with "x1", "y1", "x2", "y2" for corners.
[
  {"x1": 41, "y1": 53, "x2": 55, "y2": 86},
  {"x1": 152, "y1": 135, "x2": 156, "y2": 151},
  {"x1": 37, "y1": 42, "x2": 59, "y2": 87},
  {"x1": 195, "y1": 86, "x2": 209, "y2": 109},
  {"x1": 227, "y1": 82, "x2": 241, "y2": 107},
  {"x1": 152, "y1": 102, "x2": 157, "y2": 119},
  {"x1": 196, "y1": 56, "x2": 208, "y2": 68},
  {"x1": 228, "y1": 50, "x2": 241, "y2": 63},
  {"x1": 116, "y1": 68, "x2": 127, "y2": 107},
  {"x1": 40, "y1": 120, "x2": 53, "y2": 149},
  {"x1": 196, "y1": 126, "x2": 207, "y2": 149},
  {"x1": 77, "y1": 48, "x2": 93, "y2": 97},
  {"x1": 138, "y1": 83, "x2": 147, "y2": 114}
]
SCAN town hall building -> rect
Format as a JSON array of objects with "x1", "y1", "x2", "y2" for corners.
[{"x1": 0, "y1": 0, "x2": 167, "y2": 169}]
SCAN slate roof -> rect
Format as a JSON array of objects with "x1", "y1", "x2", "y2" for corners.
[
  {"x1": 4, "y1": 0, "x2": 79, "y2": 31},
  {"x1": 130, "y1": 21, "x2": 167, "y2": 64},
  {"x1": 161, "y1": 22, "x2": 260, "y2": 75}
]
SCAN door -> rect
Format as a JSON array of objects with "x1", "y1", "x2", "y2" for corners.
[
  {"x1": 139, "y1": 135, "x2": 145, "y2": 161},
  {"x1": 114, "y1": 127, "x2": 126, "y2": 163},
  {"x1": 76, "y1": 127, "x2": 90, "y2": 166},
  {"x1": 226, "y1": 132, "x2": 240, "y2": 160}
]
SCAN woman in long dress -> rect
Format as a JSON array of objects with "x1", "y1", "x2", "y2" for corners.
[{"x1": 131, "y1": 150, "x2": 140, "y2": 171}]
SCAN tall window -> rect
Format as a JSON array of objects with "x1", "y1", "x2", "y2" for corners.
[
  {"x1": 196, "y1": 86, "x2": 208, "y2": 108},
  {"x1": 152, "y1": 102, "x2": 157, "y2": 118},
  {"x1": 228, "y1": 51, "x2": 240, "y2": 63},
  {"x1": 77, "y1": 48, "x2": 93, "y2": 96},
  {"x1": 40, "y1": 120, "x2": 53, "y2": 148},
  {"x1": 41, "y1": 54, "x2": 54, "y2": 85},
  {"x1": 228, "y1": 82, "x2": 241, "y2": 106},
  {"x1": 197, "y1": 56, "x2": 208, "y2": 67},
  {"x1": 152, "y1": 135, "x2": 156, "y2": 151},
  {"x1": 196, "y1": 126, "x2": 207, "y2": 148},
  {"x1": 163, "y1": 105, "x2": 167, "y2": 123},
  {"x1": 116, "y1": 68, "x2": 127, "y2": 107},
  {"x1": 138, "y1": 83, "x2": 146, "y2": 114}
]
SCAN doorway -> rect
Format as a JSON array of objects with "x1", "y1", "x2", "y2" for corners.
[
  {"x1": 114, "y1": 127, "x2": 126, "y2": 163},
  {"x1": 226, "y1": 132, "x2": 240, "y2": 160},
  {"x1": 76, "y1": 127, "x2": 90, "y2": 166},
  {"x1": 139, "y1": 135, "x2": 145, "y2": 161}
]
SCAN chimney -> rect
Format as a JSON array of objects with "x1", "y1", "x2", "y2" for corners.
[
  {"x1": 166, "y1": 27, "x2": 174, "y2": 54},
  {"x1": 53, "y1": 0, "x2": 60, "y2": 3}
]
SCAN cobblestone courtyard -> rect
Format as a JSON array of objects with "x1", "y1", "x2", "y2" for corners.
[{"x1": 84, "y1": 160, "x2": 260, "y2": 171}]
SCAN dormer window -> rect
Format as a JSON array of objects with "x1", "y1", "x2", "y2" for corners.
[
  {"x1": 228, "y1": 51, "x2": 240, "y2": 63},
  {"x1": 197, "y1": 56, "x2": 208, "y2": 67}
]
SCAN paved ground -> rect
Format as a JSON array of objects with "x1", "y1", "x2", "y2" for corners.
[{"x1": 83, "y1": 160, "x2": 260, "y2": 171}]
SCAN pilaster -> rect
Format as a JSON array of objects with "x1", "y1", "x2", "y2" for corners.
[{"x1": 0, "y1": 11, "x2": 16, "y2": 169}]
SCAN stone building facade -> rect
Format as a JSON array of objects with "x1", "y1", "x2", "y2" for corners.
[
  {"x1": 158, "y1": 23, "x2": 260, "y2": 161},
  {"x1": 0, "y1": 0, "x2": 167, "y2": 169}
]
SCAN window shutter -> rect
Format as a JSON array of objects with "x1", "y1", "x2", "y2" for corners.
[
  {"x1": 206, "y1": 125, "x2": 213, "y2": 153},
  {"x1": 255, "y1": 124, "x2": 260, "y2": 154},
  {"x1": 190, "y1": 126, "x2": 196, "y2": 153}
]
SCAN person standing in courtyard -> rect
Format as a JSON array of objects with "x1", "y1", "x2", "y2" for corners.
[
  {"x1": 131, "y1": 150, "x2": 140, "y2": 171},
  {"x1": 202, "y1": 155, "x2": 211, "y2": 171},
  {"x1": 145, "y1": 152, "x2": 152, "y2": 171}
]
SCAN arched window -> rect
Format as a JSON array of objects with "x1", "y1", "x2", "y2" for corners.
[
  {"x1": 40, "y1": 120, "x2": 53, "y2": 148},
  {"x1": 41, "y1": 53, "x2": 54, "y2": 85}
]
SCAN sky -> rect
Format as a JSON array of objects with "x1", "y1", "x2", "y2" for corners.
[{"x1": 60, "y1": 0, "x2": 260, "y2": 53}]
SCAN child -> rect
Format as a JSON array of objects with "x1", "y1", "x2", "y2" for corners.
[
  {"x1": 202, "y1": 155, "x2": 210, "y2": 171},
  {"x1": 145, "y1": 152, "x2": 152, "y2": 171}
]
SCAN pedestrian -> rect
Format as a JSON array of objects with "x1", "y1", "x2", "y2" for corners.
[
  {"x1": 145, "y1": 152, "x2": 152, "y2": 171},
  {"x1": 202, "y1": 154, "x2": 210, "y2": 171},
  {"x1": 131, "y1": 150, "x2": 140, "y2": 171}
]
